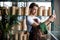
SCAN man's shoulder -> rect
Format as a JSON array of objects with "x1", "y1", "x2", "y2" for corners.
[{"x1": 27, "y1": 16, "x2": 33, "y2": 18}]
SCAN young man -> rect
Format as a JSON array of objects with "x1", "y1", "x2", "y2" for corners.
[{"x1": 27, "y1": 3, "x2": 56, "y2": 40}]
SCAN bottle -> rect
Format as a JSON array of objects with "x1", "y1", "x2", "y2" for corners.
[
  {"x1": 47, "y1": 7, "x2": 52, "y2": 16},
  {"x1": 39, "y1": 6, "x2": 45, "y2": 16},
  {"x1": 42, "y1": 7, "x2": 46, "y2": 16},
  {"x1": 25, "y1": 7, "x2": 29, "y2": 16},
  {"x1": 23, "y1": 19, "x2": 27, "y2": 31},
  {"x1": 38, "y1": 7, "x2": 42, "y2": 16},
  {"x1": 12, "y1": 6, "x2": 16, "y2": 15},
  {"x1": 18, "y1": 7, "x2": 21, "y2": 15},
  {"x1": 37, "y1": 7, "x2": 39, "y2": 16},
  {"x1": 21, "y1": 7, "x2": 25, "y2": 16}
]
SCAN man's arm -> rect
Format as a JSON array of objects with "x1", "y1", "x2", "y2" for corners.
[
  {"x1": 27, "y1": 16, "x2": 40, "y2": 27},
  {"x1": 31, "y1": 22, "x2": 39, "y2": 27},
  {"x1": 44, "y1": 14, "x2": 56, "y2": 26}
]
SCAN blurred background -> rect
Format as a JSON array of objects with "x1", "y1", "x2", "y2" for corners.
[{"x1": 0, "y1": 0, "x2": 60, "y2": 40}]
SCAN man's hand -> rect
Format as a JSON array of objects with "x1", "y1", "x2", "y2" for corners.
[
  {"x1": 44, "y1": 14, "x2": 56, "y2": 26},
  {"x1": 49, "y1": 14, "x2": 56, "y2": 22}
]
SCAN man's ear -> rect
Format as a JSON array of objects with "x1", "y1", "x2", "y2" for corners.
[
  {"x1": 29, "y1": 8, "x2": 31, "y2": 11},
  {"x1": 29, "y1": 8, "x2": 32, "y2": 12}
]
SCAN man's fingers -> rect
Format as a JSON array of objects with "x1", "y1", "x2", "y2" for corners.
[{"x1": 53, "y1": 14, "x2": 56, "y2": 19}]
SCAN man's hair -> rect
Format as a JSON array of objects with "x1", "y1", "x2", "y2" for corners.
[{"x1": 29, "y1": 3, "x2": 38, "y2": 9}]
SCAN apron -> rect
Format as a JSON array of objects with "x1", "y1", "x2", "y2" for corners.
[
  {"x1": 28, "y1": 17, "x2": 47, "y2": 40},
  {"x1": 29, "y1": 23, "x2": 48, "y2": 40}
]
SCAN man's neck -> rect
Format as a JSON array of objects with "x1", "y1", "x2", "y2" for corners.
[{"x1": 29, "y1": 13, "x2": 36, "y2": 16}]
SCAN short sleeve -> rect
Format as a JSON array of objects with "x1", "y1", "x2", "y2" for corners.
[
  {"x1": 36, "y1": 17, "x2": 40, "y2": 23},
  {"x1": 27, "y1": 16, "x2": 35, "y2": 25}
]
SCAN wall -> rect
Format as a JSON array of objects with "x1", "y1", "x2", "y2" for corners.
[
  {"x1": 54, "y1": 0, "x2": 60, "y2": 31},
  {"x1": 54, "y1": 0, "x2": 60, "y2": 26}
]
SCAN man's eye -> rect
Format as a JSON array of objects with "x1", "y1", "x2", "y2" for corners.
[{"x1": 33, "y1": 9, "x2": 36, "y2": 11}]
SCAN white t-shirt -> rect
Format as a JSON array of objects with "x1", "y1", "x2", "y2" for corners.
[{"x1": 27, "y1": 16, "x2": 40, "y2": 32}]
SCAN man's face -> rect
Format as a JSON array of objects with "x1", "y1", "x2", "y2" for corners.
[{"x1": 31, "y1": 6, "x2": 38, "y2": 15}]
